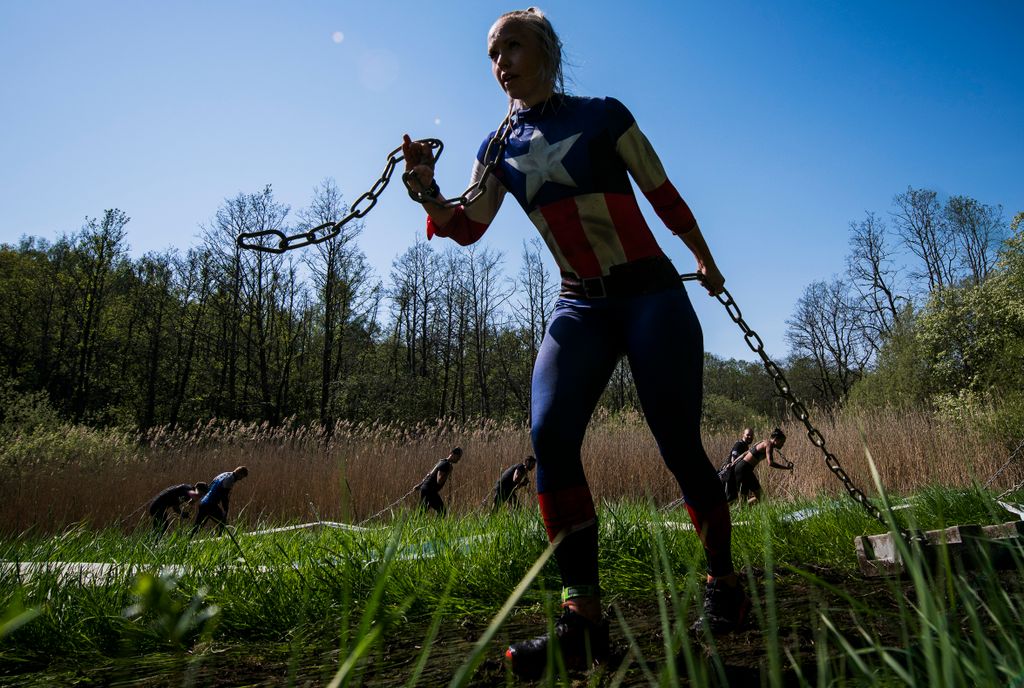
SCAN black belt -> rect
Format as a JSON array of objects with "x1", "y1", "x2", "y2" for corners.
[{"x1": 560, "y1": 256, "x2": 681, "y2": 299}]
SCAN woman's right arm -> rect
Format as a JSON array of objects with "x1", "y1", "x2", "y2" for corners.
[
  {"x1": 402, "y1": 135, "x2": 456, "y2": 226},
  {"x1": 402, "y1": 134, "x2": 506, "y2": 244}
]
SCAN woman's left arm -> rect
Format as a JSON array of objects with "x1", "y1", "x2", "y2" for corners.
[
  {"x1": 768, "y1": 448, "x2": 794, "y2": 470},
  {"x1": 677, "y1": 227, "x2": 724, "y2": 296},
  {"x1": 608, "y1": 99, "x2": 725, "y2": 296}
]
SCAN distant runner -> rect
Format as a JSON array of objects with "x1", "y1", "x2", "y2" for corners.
[
  {"x1": 492, "y1": 455, "x2": 537, "y2": 510},
  {"x1": 419, "y1": 448, "x2": 462, "y2": 515}
]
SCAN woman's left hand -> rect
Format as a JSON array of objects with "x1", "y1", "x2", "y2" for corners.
[{"x1": 697, "y1": 262, "x2": 725, "y2": 296}]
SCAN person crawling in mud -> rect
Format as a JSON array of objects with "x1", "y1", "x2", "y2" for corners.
[
  {"x1": 732, "y1": 428, "x2": 793, "y2": 506},
  {"x1": 492, "y1": 455, "x2": 537, "y2": 510},
  {"x1": 419, "y1": 447, "x2": 462, "y2": 515},
  {"x1": 402, "y1": 6, "x2": 746, "y2": 679},
  {"x1": 191, "y1": 465, "x2": 248, "y2": 534},
  {"x1": 149, "y1": 481, "x2": 208, "y2": 536}
]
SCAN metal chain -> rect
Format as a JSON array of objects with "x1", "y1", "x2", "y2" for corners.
[
  {"x1": 235, "y1": 105, "x2": 516, "y2": 254},
  {"x1": 356, "y1": 484, "x2": 419, "y2": 526},
  {"x1": 680, "y1": 273, "x2": 916, "y2": 542}
]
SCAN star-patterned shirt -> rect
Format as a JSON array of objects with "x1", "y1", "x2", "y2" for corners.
[{"x1": 427, "y1": 94, "x2": 699, "y2": 279}]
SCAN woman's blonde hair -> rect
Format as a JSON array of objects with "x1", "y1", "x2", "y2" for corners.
[{"x1": 495, "y1": 7, "x2": 565, "y2": 96}]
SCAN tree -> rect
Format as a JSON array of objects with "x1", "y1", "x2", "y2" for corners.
[
  {"x1": 703, "y1": 355, "x2": 781, "y2": 421},
  {"x1": 166, "y1": 247, "x2": 214, "y2": 427},
  {"x1": 462, "y1": 245, "x2": 513, "y2": 418},
  {"x1": 203, "y1": 185, "x2": 294, "y2": 422},
  {"x1": 514, "y1": 238, "x2": 557, "y2": 363},
  {"x1": 944, "y1": 195, "x2": 1006, "y2": 286},
  {"x1": 434, "y1": 249, "x2": 470, "y2": 420},
  {"x1": 892, "y1": 187, "x2": 956, "y2": 294},
  {"x1": 298, "y1": 178, "x2": 377, "y2": 429},
  {"x1": 69, "y1": 209, "x2": 130, "y2": 420},
  {"x1": 785, "y1": 278, "x2": 871, "y2": 408},
  {"x1": 501, "y1": 238, "x2": 558, "y2": 416},
  {"x1": 131, "y1": 250, "x2": 176, "y2": 430},
  {"x1": 387, "y1": 238, "x2": 442, "y2": 420},
  {"x1": 845, "y1": 211, "x2": 905, "y2": 356}
]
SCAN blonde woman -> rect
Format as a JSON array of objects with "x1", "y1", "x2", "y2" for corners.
[{"x1": 403, "y1": 7, "x2": 744, "y2": 677}]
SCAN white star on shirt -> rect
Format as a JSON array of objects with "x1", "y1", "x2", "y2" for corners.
[{"x1": 506, "y1": 128, "x2": 582, "y2": 203}]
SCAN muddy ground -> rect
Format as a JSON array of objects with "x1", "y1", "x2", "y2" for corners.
[{"x1": 5, "y1": 566, "x2": 1020, "y2": 687}]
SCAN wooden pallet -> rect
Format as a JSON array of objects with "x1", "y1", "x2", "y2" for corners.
[{"x1": 855, "y1": 520, "x2": 1024, "y2": 577}]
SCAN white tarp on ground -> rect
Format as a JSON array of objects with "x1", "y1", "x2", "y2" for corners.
[
  {"x1": 0, "y1": 561, "x2": 188, "y2": 586},
  {"x1": 367, "y1": 533, "x2": 497, "y2": 564},
  {"x1": 998, "y1": 500, "x2": 1024, "y2": 520},
  {"x1": 193, "y1": 520, "x2": 370, "y2": 543}
]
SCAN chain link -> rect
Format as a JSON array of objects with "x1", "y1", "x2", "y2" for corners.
[
  {"x1": 236, "y1": 105, "x2": 516, "y2": 254},
  {"x1": 680, "y1": 273, "x2": 916, "y2": 543}
]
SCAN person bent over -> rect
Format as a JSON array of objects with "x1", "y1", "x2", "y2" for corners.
[
  {"x1": 734, "y1": 428, "x2": 792, "y2": 505},
  {"x1": 192, "y1": 466, "x2": 248, "y2": 534},
  {"x1": 492, "y1": 455, "x2": 537, "y2": 510},
  {"x1": 419, "y1": 447, "x2": 462, "y2": 515},
  {"x1": 149, "y1": 482, "x2": 208, "y2": 536}
]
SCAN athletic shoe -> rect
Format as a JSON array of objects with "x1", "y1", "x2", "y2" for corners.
[
  {"x1": 505, "y1": 608, "x2": 610, "y2": 680},
  {"x1": 692, "y1": 577, "x2": 751, "y2": 635}
]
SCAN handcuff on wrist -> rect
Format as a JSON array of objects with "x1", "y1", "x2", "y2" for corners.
[{"x1": 405, "y1": 177, "x2": 440, "y2": 203}]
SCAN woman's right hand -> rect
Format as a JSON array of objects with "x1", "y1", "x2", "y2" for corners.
[{"x1": 402, "y1": 134, "x2": 435, "y2": 193}]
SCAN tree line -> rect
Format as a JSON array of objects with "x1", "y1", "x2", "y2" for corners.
[
  {"x1": 1, "y1": 181, "x2": 1019, "y2": 440},
  {"x1": 786, "y1": 186, "x2": 1023, "y2": 442}
]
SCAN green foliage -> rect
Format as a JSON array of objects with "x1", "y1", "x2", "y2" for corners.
[
  {"x1": 703, "y1": 354, "x2": 784, "y2": 421},
  {"x1": 0, "y1": 376, "x2": 61, "y2": 438},
  {"x1": 848, "y1": 307, "x2": 932, "y2": 409},
  {"x1": 122, "y1": 572, "x2": 219, "y2": 649},
  {"x1": 0, "y1": 591, "x2": 41, "y2": 639},
  {"x1": 0, "y1": 422, "x2": 139, "y2": 471},
  {"x1": 850, "y1": 223, "x2": 1024, "y2": 445},
  {"x1": 701, "y1": 392, "x2": 769, "y2": 433}
]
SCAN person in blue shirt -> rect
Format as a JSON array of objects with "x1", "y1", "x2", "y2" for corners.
[{"x1": 191, "y1": 466, "x2": 248, "y2": 534}]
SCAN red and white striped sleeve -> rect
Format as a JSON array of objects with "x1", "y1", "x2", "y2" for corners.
[
  {"x1": 428, "y1": 142, "x2": 508, "y2": 245},
  {"x1": 609, "y1": 99, "x2": 699, "y2": 235}
]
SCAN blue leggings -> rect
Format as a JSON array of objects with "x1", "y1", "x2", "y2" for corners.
[{"x1": 531, "y1": 286, "x2": 732, "y2": 588}]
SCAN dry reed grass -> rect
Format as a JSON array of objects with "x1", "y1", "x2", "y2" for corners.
[{"x1": 0, "y1": 410, "x2": 1017, "y2": 535}]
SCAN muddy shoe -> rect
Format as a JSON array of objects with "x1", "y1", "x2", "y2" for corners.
[
  {"x1": 505, "y1": 608, "x2": 610, "y2": 680},
  {"x1": 692, "y1": 577, "x2": 751, "y2": 635}
]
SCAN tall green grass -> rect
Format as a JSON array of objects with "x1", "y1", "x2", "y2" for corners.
[{"x1": 1, "y1": 485, "x2": 1023, "y2": 685}]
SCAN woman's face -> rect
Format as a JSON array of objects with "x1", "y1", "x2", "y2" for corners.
[{"x1": 488, "y1": 18, "x2": 551, "y2": 107}]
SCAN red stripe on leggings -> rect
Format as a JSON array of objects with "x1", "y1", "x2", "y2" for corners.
[{"x1": 538, "y1": 485, "x2": 597, "y2": 542}]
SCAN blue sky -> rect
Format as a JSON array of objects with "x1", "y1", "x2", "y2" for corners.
[{"x1": 2, "y1": 1, "x2": 1021, "y2": 361}]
